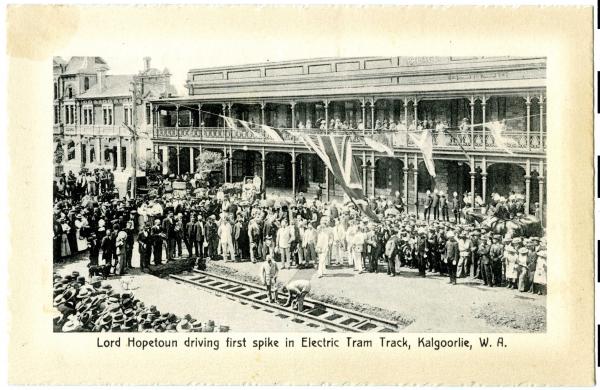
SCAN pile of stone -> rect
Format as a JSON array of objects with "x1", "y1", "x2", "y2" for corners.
[{"x1": 53, "y1": 271, "x2": 230, "y2": 333}]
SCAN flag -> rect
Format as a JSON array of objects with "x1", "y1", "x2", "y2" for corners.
[
  {"x1": 239, "y1": 120, "x2": 263, "y2": 138},
  {"x1": 364, "y1": 133, "x2": 394, "y2": 157},
  {"x1": 260, "y1": 125, "x2": 285, "y2": 143},
  {"x1": 486, "y1": 121, "x2": 513, "y2": 155},
  {"x1": 297, "y1": 132, "x2": 379, "y2": 222},
  {"x1": 409, "y1": 129, "x2": 436, "y2": 177},
  {"x1": 220, "y1": 115, "x2": 238, "y2": 130}
]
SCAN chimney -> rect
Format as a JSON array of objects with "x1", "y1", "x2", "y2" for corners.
[
  {"x1": 96, "y1": 69, "x2": 105, "y2": 91},
  {"x1": 143, "y1": 57, "x2": 151, "y2": 71}
]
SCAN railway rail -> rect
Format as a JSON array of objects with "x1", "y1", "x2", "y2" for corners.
[{"x1": 170, "y1": 270, "x2": 399, "y2": 333}]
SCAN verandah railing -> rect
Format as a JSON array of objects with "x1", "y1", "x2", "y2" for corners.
[{"x1": 154, "y1": 126, "x2": 546, "y2": 153}]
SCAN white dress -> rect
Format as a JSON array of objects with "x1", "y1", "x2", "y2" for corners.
[{"x1": 534, "y1": 255, "x2": 547, "y2": 285}]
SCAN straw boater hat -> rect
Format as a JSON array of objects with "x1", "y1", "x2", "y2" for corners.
[{"x1": 518, "y1": 247, "x2": 529, "y2": 255}]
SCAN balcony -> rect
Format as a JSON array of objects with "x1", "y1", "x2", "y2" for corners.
[
  {"x1": 153, "y1": 126, "x2": 546, "y2": 154},
  {"x1": 76, "y1": 125, "x2": 132, "y2": 137}
]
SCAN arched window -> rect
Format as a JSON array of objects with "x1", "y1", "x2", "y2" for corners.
[{"x1": 84, "y1": 77, "x2": 90, "y2": 91}]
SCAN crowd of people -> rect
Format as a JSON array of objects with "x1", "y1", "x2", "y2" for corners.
[
  {"x1": 53, "y1": 270, "x2": 228, "y2": 332},
  {"x1": 53, "y1": 171, "x2": 547, "y2": 296}
]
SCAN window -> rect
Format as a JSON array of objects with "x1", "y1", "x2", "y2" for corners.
[
  {"x1": 146, "y1": 104, "x2": 151, "y2": 125},
  {"x1": 54, "y1": 105, "x2": 59, "y2": 124},
  {"x1": 102, "y1": 105, "x2": 113, "y2": 125},
  {"x1": 54, "y1": 83, "x2": 57, "y2": 100},
  {"x1": 84, "y1": 77, "x2": 90, "y2": 91},
  {"x1": 82, "y1": 105, "x2": 93, "y2": 125},
  {"x1": 67, "y1": 87, "x2": 73, "y2": 99},
  {"x1": 124, "y1": 105, "x2": 132, "y2": 126},
  {"x1": 64, "y1": 105, "x2": 75, "y2": 124}
]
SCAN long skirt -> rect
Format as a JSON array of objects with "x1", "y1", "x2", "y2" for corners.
[
  {"x1": 518, "y1": 267, "x2": 529, "y2": 292},
  {"x1": 60, "y1": 234, "x2": 71, "y2": 257}
]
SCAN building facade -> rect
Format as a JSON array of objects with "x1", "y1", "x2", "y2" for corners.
[
  {"x1": 150, "y1": 56, "x2": 546, "y2": 221},
  {"x1": 53, "y1": 56, "x2": 177, "y2": 178}
]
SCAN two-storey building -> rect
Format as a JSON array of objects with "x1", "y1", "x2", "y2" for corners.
[
  {"x1": 149, "y1": 56, "x2": 546, "y2": 221},
  {"x1": 53, "y1": 56, "x2": 177, "y2": 178}
]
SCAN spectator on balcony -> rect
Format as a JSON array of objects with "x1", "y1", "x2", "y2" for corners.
[
  {"x1": 305, "y1": 119, "x2": 312, "y2": 129},
  {"x1": 408, "y1": 121, "x2": 417, "y2": 132},
  {"x1": 357, "y1": 120, "x2": 364, "y2": 131},
  {"x1": 385, "y1": 119, "x2": 392, "y2": 130},
  {"x1": 297, "y1": 121, "x2": 305, "y2": 130},
  {"x1": 397, "y1": 120, "x2": 408, "y2": 133},
  {"x1": 417, "y1": 121, "x2": 424, "y2": 132},
  {"x1": 319, "y1": 120, "x2": 326, "y2": 130},
  {"x1": 389, "y1": 120, "x2": 397, "y2": 131},
  {"x1": 459, "y1": 118, "x2": 470, "y2": 133}
]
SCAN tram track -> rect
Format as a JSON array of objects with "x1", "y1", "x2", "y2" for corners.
[{"x1": 169, "y1": 270, "x2": 399, "y2": 333}]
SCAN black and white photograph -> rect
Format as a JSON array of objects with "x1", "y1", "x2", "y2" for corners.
[
  {"x1": 7, "y1": 4, "x2": 595, "y2": 386},
  {"x1": 52, "y1": 55, "x2": 548, "y2": 334}
]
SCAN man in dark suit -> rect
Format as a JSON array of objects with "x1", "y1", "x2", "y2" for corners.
[
  {"x1": 137, "y1": 222, "x2": 151, "y2": 271},
  {"x1": 416, "y1": 229, "x2": 428, "y2": 277},
  {"x1": 440, "y1": 192, "x2": 449, "y2": 222},
  {"x1": 432, "y1": 190, "x2": 440, "y2": 220},
  {"x1": 451, "y1": 192, "x2": 461, "y2": 223},
  {"x1": 162, "y1": 211, "x2": 175, "y2": 260},
  {"x1": 444, "y1": 231, "x2": 459, "y2": 284},
  {"x1": 478, "y1": 234, "x2": 493, "y2": 287},
  {"x1": 151, "y1": 219, "x2": 164, "y2": 265},
  {"x1": 194, "y1": 215, "x2": 205, "y2": 258},
  {"x1": 185, "y1": 214, "x2": 197, "y2": 258},
  {"x1": 423, "y1": 190, "x2": 433, "y2": 221}
]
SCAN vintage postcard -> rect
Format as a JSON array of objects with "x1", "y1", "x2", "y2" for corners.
[{"x1": 6, "y1": 4, "x2": 594, "y2": 386}]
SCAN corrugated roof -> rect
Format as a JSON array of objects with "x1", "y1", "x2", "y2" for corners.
[
  {"x1": 78, "y1": 75, "x2": 133, "y2": 99},
  {"x1": 78, "y1": 74, "x2": 179, "y2": 99}
]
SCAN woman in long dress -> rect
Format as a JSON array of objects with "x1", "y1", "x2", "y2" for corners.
[
  {"x1": 533, "y1": 250, "x2": 547, "y2": 295},
  {"x1": 504, "y1": 245, "x2": 518, "y2": 289},
  {"x1": 60, "y1": 218, "x2": 71, "y2": 258},
  {"x1": 516, "y1": 247, "x2": 529, "y2": 292},
  {"x1": 74, "y1": 215, "x2": 88, "y2": 252}
]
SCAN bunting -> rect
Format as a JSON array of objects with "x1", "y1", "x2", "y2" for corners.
[
  {"x1": 485, "y1": 121, "x2": 513, "y2": 155},
  {"x1": 260, "y1": 125, "x2": 285, "y2": 143},
  {"x1": 220, "y1": 115, "x2": 238, "y2": 131},
  {"x1": 409, "y1": 129, "x2": 436, "y2": 177},
  {"x1": 238, "y1": 120, "x2": 263, "y2": 139},
  {"x1": 364, "y1": 133, "x2": 394, "y2": 157}
]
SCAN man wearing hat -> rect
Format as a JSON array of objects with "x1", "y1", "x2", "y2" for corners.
[
  {"x1": 490, "y1": 234, "x2": 504, "y2": 287},
  {"x1": 138, "y1": 222, "x2": 152, "y2": 271},
  {"x1": 416, "y1": 228, "x2": 428, "y2": 277},
  {"x1": 444, "y1": 231, "x2": 459, "y2": 284},
  {"x1": 423, "y1": 190, "x2": 433, "y2": 222},
  {"x1": 456, "y1": 231, "x2": 470, "y2": 278},
  {"x1": 451, "y1": 192, "x2": 462, "y2": 223},
  {"x1": 526, "y1": 239, "x2": 539, "y2": 294},
  {"x1": 478, "y1": 234, "x2": 493, "y2": 287},
  {"x1": 439, "y1": 192, "x2": 449, "y2": 222},
  {"x1": 516, "y1": 243, "x2": 530, "y2": 292},
  {"x1": 260, "y1": 254, "x2": 279, "y2": 303}
]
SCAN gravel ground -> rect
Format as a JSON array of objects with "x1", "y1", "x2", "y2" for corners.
[{"x1": 472, "y1": 301, "x2": 546, "y2": 332}]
